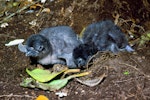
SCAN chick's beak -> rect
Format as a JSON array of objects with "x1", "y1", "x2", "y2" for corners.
[
  {"x1": 125, "y1": 45, "x2": 134, "y2": 52},
  {"x1": 25, "y1": 49, "x2": 39, "y2": 57}
]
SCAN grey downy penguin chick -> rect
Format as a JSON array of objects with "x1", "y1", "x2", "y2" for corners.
[
  {"x1": 18, "y1": 26, "x2": 81, "y2": 68},
  {"x1": 73, "y1": 20, "x2": 134, "y2": 67},
  {"x1": 83, "y1": 20, "x2": 134, "y2": 52}
]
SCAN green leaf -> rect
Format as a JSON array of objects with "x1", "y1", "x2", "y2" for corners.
[
  {"x1": 147, "y1": 33, "x2": 150, "y2": 38},
  {"x1": 20, "y1": 77, "x2": 68, "y2": 91},
  {"x1": 21, "y1": 70, "x2": 90, "y2": 91},
  {"x1": 13, "y1": 2, "x2": 20, "y2": 7},
  {"x1": 20, "y1": 78, "x2": 36, "y2": 88},
  {"x1": 48, "y1": 78, "x2": 69, "y2": 91},
  {"x1": 26, "y1": 68, "x2": 66, "y2": 82},
  {"x1": 123, "y1": 71, "x2": 129, "y2": 75},
  {"x1": 47, "y1": 72, "x2": 90, "y2": 91}
]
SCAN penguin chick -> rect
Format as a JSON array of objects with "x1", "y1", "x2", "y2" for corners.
[
  {"x1": 18, "y1": 26, "x2": 81, "y2": 68},
  {"x1": 73, "y1": 20, "x2": 134, "y2": 67},
  {"x1": 83, "y1": 20, "x2": 134, "y2": 53}
]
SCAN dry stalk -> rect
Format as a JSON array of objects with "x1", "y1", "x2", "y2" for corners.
[{"x1": 0, "y1": 0, "x2": 40, "y2": 24}]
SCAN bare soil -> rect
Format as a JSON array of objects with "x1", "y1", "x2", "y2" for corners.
[{"x1": 0, "y1": 0, "x2": 150, "y2": 100}]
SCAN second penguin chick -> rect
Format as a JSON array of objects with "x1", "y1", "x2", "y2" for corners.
[
  {"x1": 73, "y1": 20, "x2": 134, "y2": 67},
  {"x1": 83, "y1": 20, "x2": 134, "y2": 53}
]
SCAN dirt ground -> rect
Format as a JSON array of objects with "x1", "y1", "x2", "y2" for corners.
[{"x1": 0, "y1": 0, "x2": 150, "y2": 100}]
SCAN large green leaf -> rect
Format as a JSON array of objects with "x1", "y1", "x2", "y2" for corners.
[
  {"x1": 20, "y1": 71, "x2": 90, "y2": 91},
  {"x1": 47, "y1": 72, "x2": 90, "y2": 91},
  {"x1": 26, "y1": 68, "x2": 66, "y2": 82}
]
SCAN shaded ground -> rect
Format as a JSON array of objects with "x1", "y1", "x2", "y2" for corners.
[{"x1": 0, "y1": 0, "x2": 150, "y2": 100}]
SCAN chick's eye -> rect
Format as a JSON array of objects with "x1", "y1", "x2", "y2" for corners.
[
  {"x1": 77, "y1": 58, "x2": 84, "y2": 64},
  {"x1": 37, "y1": 45, "x2": 44, "y2": 51}
]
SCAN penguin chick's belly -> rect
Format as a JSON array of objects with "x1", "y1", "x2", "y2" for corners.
[{"x1": 38, "y1": 54, "x2": 66, "y2": 65}]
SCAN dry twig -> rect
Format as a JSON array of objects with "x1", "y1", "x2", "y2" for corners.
[
  {"x1": 0, "y1": 0, "x2": 40, "y2": 24},
  {"x1": 0, "y1": 93, "x2": 36, "y2": 99}
]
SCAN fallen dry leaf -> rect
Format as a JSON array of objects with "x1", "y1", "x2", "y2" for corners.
[{"x1": 75, "y1": 73, "x2": 107, "y2": 87}]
